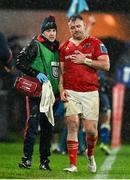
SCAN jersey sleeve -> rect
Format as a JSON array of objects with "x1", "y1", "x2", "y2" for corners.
[
  {"x1": 16, "y1": 38, "x2": 39, "y2": 77},
  {"x1": 59, "y1": 48, "x2": 64, "y2": 62},
  {"x1": 94, "y1": 39, "x2": 108, "y2": 58},
  {"x1": 59, "y1": 41, "x2": 68, "y2": 62}
]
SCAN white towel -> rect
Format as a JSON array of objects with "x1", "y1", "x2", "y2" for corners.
[{"x1": 40, "y1": 81, "x2": 55, "y2": 126}]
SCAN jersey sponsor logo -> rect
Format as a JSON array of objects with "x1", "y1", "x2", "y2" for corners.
[
  {"x1": 100, "y1": 44, "x2": 108, "y2": 53},
  {"x1": 65, "y1": 52, "x2": 92, "y2": 60},
  {"x1": 74, "y1": 50, "x2": 92, "y2": 57}
]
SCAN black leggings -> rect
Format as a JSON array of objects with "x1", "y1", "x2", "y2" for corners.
[{"x1": 23, "y1": 97, "x2": 52, "y2": 163}]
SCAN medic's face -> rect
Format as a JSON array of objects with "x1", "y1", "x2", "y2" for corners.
[{"x1": 43, "y1": 29, "x2": 56, "y2": 42}]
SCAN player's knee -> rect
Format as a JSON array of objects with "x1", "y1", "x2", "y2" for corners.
[
  {"x1": 87, "y1": 129, "x2": 97, "y2": 138},
  {"x1": 68, "y1": 120, "x2": 79, "y2": 133}
]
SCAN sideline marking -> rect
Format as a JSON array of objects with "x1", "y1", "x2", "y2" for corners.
[{"x1": 94, "y1": 147, "x2": 120, "y2": 179}]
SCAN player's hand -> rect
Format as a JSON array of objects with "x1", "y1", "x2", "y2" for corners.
[
  {"x1": 60, "y1": 90, "x2": 69, "y2": 102},
  {"x1": 71, "y1": 50, "x2": 86, "y2": 64}
]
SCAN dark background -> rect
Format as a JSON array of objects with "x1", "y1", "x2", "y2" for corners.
[
  {"x1": 0, "y1": 0, "x2": 130, "y2": 13},
  {"x1": 0, "y1": 0, "x2": 130, "y2": 143}
]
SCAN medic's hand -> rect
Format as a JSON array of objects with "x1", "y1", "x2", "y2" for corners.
[{"x1": 36, "y1": 73, "x2": 48, "y2": 83}]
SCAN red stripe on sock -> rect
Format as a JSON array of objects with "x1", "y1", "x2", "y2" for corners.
[{"x1": 67, "y1": 140, "x2": 78, "y2": 166}]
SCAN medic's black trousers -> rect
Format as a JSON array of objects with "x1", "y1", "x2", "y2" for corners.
[{"x1": 23, "y1": 97, "x2": 53, "y2": 163}]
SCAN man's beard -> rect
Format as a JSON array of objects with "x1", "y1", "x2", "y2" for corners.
[{"x1": 73, "y1": 32, "x2": 84, "y2": 40}]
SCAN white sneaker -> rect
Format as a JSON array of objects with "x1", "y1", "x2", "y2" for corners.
[
  {"x1": 87, "y1": 155, "x2": 96, "y2": 173},
  {"x1": 64, "y1": 165, "x2": 78, "y2": 172}
]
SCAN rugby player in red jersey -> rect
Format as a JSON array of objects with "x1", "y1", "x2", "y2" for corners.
[{"x1": 59, "y1": 14, "x2": 110, "y2": 173}]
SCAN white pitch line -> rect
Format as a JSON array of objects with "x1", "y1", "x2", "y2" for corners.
[{"x1": 94, "y1": 147, "x2": 121, "y2": 179}]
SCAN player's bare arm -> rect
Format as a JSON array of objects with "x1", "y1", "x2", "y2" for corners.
[
  {"x1": 92, "y1": 54, "x2": 110, "y2": 71},
  {"x1": 71, "y1": 50, "x2": 110, "y2": 71},
  {"x1": 59, "y1": 62, "x2": 69, "y2": 102}
]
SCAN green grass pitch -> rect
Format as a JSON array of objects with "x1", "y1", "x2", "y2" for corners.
[{"x1": 0, "y1": 143, "x2": 130, "y2": 179}]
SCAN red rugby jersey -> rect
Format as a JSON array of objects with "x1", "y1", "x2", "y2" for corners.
[{"x1": 59, "y1": 36, "x2": 108, "y2": 92}]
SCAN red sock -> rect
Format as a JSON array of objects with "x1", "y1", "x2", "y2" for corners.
[
  {"x1": 86, "y1": 135, "x2": 98, "y2": 156},
  {"x1": 67, "y1": 140, "x2": 78, "y2": 166}
]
